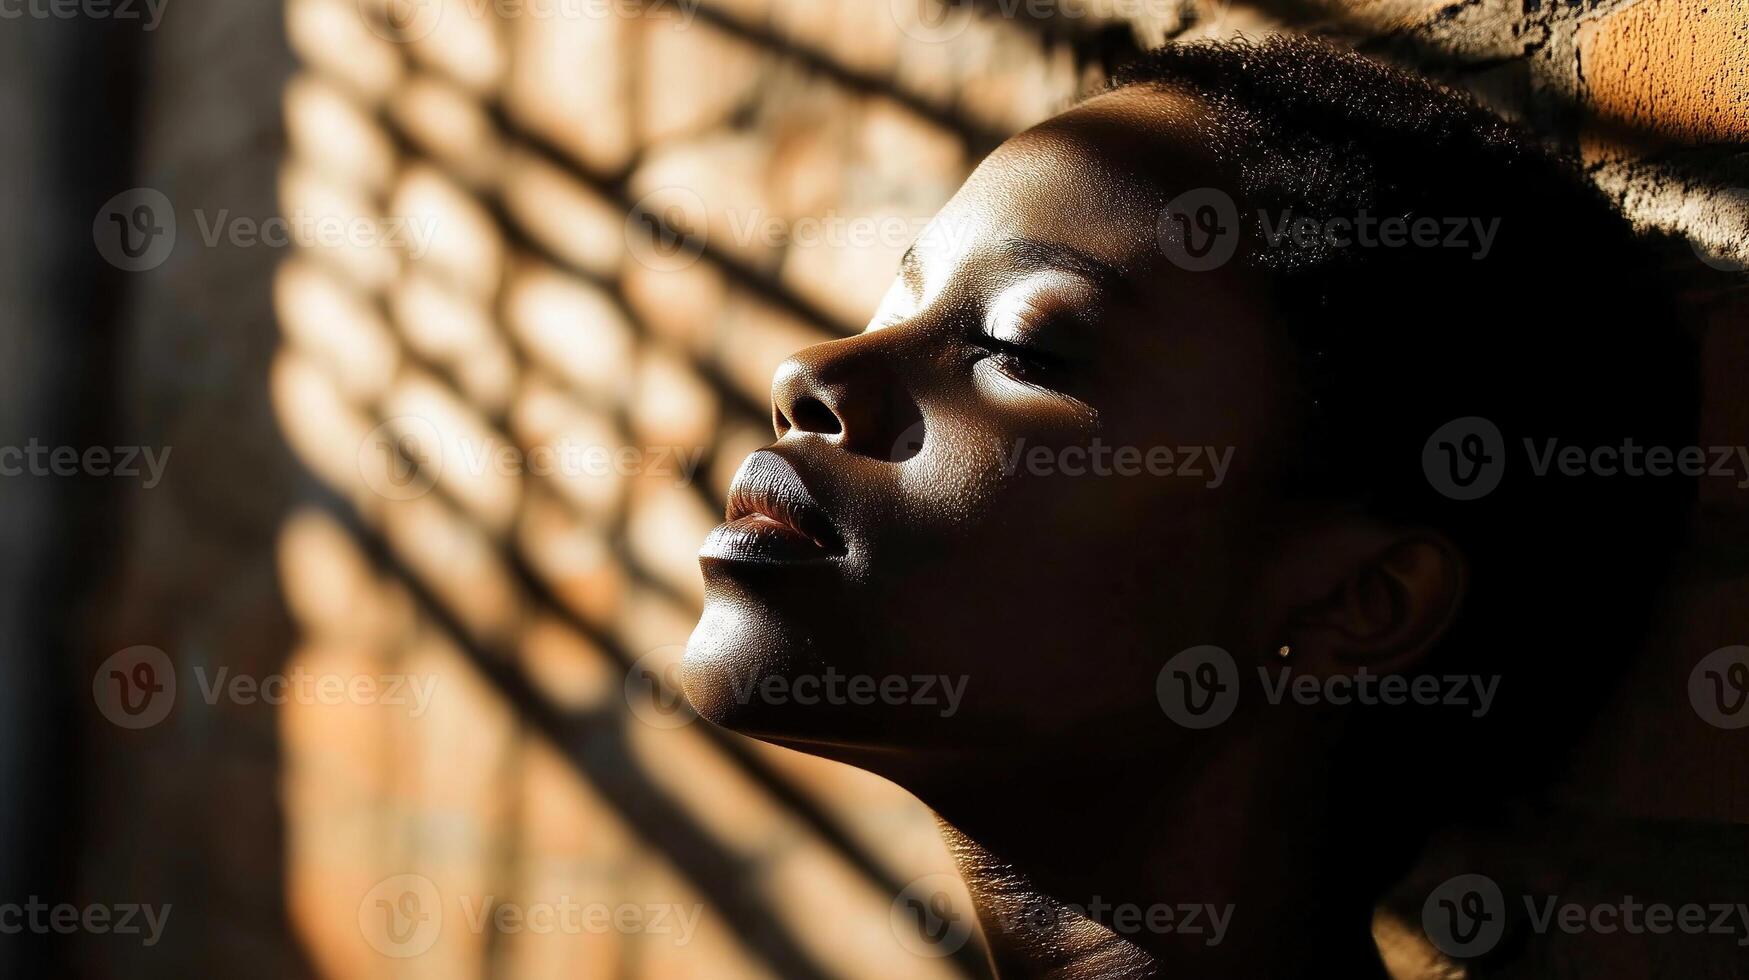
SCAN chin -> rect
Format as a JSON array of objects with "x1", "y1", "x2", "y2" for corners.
[
  {"x1": 682, "y1": 598, "x2": 914, "y2": 758},
  {"x1": 681, "y1": 597, "x2": 819, "y2": 731},
  {"x1": 680, "y1": 601, "x2": 761, "y2": 727}
]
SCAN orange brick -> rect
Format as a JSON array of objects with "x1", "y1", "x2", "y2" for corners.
[
  {"x1": 623, "y1": 260, "x2": 729, "y2": 358},
  {"x1": 391, "y1": 72, "x2": 507, "y2": 190},
  {"x1": 506, "y1": 9, "x2": 638, "y2": 175},
  {"x1": 640, "y1": 18, "x2": 768, "y2": 144},
  {"x1": 502, "y1": 148, "x2": 627, "y2": 279},
  {"x1": 1580, "y1": 0, "x2": 1749, "y2": 144},
  {"x1": 1308, "y1": 0, "x2": 1456, "y2": 32},
  {"x1": 504, "y1": 262, "x2": 638, "y2": 405},
  {"x1": 714, "y1": 291, "x2": 836, "y2": 408}
]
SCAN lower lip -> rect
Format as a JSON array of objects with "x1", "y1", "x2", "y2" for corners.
[{"x1": 699, "y1": 514, "x2": 840, "y2": 564}]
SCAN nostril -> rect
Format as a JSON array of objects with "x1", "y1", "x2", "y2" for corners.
[{"x1": 788, "y1": 396, "x2": 843, "y2": 435}]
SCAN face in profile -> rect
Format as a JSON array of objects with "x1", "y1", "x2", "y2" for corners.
[
  {"x1": 681, "y1": 31, "x2": 1702, "y2": 976},
  {"x1": 683, "y1": 86, "x2": 1314, "y2": 779}
]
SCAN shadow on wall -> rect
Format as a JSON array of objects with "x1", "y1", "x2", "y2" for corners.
[{"x1": 259, "y1": 0, "x2": 1748, "y2": 978}]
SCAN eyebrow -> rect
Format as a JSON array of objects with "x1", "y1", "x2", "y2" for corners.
[
  {"x1": 898, "y1": 243, "x2": 925, "y2": 296},
  {"x1": 898, "y1": 238, "x2": 1130, "y2": 298},
  {"x1": 998, "y1": 238, "x2": 1128, "y2": 294}
]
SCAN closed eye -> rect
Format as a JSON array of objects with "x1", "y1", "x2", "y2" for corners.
[{"x1": 970, "y1": 331, "x2": 1067, "y2": 382}]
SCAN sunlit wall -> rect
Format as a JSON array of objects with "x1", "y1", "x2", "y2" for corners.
[
  {"x1": 263, "y1": 1, "x2": 1749, "y2": 978},
  {"x1": 264, "y1": 0, "x2": 1125, "y2": 976}
]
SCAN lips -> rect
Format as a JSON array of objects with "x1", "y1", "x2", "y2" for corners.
[{"x1": 700, "y1": 450, "x2": 845, "y2": 564}]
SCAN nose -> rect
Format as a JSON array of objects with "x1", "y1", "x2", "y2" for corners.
[{"x1": 770, "y1": 334, "x2": 924, "y2": 461}]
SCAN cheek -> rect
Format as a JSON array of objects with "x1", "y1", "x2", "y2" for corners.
[{"x1": 881, "y1": 362, "x2": 1102, "y2": 530}]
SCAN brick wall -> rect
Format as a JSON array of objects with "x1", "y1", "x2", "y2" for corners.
[{"x1": 79, "y1": 1, "x2": 1745, "y2": 978}]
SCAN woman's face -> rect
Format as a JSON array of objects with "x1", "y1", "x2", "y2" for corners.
[{"x1": 684, "y1": 87, "x2": 1304, "y2": 770}]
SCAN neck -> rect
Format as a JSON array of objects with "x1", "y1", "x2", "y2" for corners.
[{"x1": 899, "y1": 734, "x2": 1392, "y2": 980}]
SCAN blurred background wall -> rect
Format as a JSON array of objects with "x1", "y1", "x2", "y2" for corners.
[{"x1": 4, "y1": 0, "x2": 1745, "y2": 978}]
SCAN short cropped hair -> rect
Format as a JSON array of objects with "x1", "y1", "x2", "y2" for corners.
[{"x1": 1115, "y1": 35, "x2": 1696, "y2": 885}]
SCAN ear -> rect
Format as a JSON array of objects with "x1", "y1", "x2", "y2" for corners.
[{"x1": 1276, "y1": 530, "x2": 1467, "y2": 677}]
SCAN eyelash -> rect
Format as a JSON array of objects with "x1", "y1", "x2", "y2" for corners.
[
  {"x1": 874, "y1": 306, "x2": 1066, "y2": 382},
  {"x1": 970, "y1": 329, "x2": 1063, "y2": 381}
]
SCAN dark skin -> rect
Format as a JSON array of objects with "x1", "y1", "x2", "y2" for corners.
[{"x1": 685, "y1": 86, "x2": 1466, "y2": 979}]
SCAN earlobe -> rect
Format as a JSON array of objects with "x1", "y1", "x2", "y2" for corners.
[{"x1": 1283, "y1": 533, "x2": 1466, "y2": 676}]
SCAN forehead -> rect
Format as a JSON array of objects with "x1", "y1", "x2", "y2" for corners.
[{"x1": 912, "y1": 86, "x2": 1221, "y2": 278}]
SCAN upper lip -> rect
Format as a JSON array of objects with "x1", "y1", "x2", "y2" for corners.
[{"x1": 726, "y1": 450, "x2": 845, "y2": 554}]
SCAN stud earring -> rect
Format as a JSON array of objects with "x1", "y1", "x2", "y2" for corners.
[{"x1": 1278, "y1": 645, "x2": 1292, "y2": 659}]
